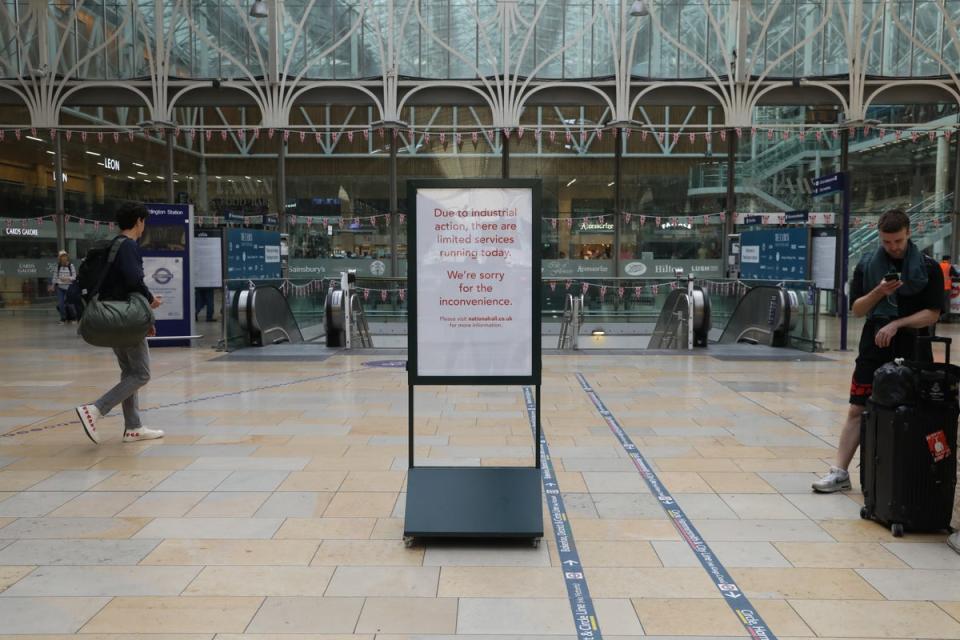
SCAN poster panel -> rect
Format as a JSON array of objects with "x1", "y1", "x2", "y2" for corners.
[
  {"x1": 414, "y1": 186, "x2": 535, "y2": 379},
  {"x1": 143, "y1": 256, "x2": 184, "y2": 320},
  {"x1": 226, "y1": 228, "x2": 282, "y2": 280},
  {"x1": 193, "y1": 232, "x2": 223, "y2": 288},
  {"x1": 811, "y1": 229, "x2": 838, "y2": 290}
]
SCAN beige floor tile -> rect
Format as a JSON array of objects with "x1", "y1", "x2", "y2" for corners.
[
  {"x1": 819, "y1": 520, "x2": 949, "y2": 543},
  {"x1": 654, "y1": 457, "x2": 742, "y2": 472},
  {"x1": 456, "y1": 597, "x2": 574, "y2": 634},
  {"x1": 569, "y1": 518, "x2": 680, "y2": 541},
  {"x1": 88, "y1": 470, "x2": 174, "y2": 491},
  {"x1": 312, "y1": 540, "x2": 424, "y2": 566},
  {"x1": 278, "y1": 471, "x2": 347, "y2": 492},
  {"x1": 0, "y1": 471, "x2": 56, "y2": 490},
  {"x1": 141, "y1": 539, "x2": 319, "y2": 565},
  {"x1": 323, "y1": 492, "x2": 398, "y2": 517},
  {"x1": 576, "y1": 540, "x2": 663, "y2": 567},
  {"x1": 370, "y1": 518, "x2": 405, "y2": 540},
  {"x1": 589, "y1": 567, "x2": 719, "y2": 598},
  {"x1": 275, "y1": 517, "x2": 377, "y2": 540},
  {"x1": 592, "y1": 598, "x2": 645, "y2": 636},
  {"x1": 939, "y1": 601, "x2": 960, "y2": 623},
  {"x1": 731, "y1": 567, "x2": 883, "y2": 599},
  {"x1": 657, "y1": 471, "x2": 714, "y2": 493},
  {"x1": 81, "y1": 596, "x2": 263, "y2": 633},
  {"x1": 186, "y1": 492, "x2": 270, "y2": 517},
  {"x1": 0, "y1": 518, "x2": 13, "y2": 530},
  {"x1": 217, "y1": 636, "x2": 371, "y2": 640},
  {"x1": 0, "y1": 565, "x2": 34, "y2": 592},
  {"x1": 695, "y1": 445, "x2": 775, "y2": 459},
  {"x1": 245, "y1": 597, "x2": 365, "y2": 634},
  {"x1": 632, "y1": 598, "x2": 745, "y2": 636},
  {"x1": 118, "y1": 492, "x2": 208, "y2": 518},
  {"x1": 791, "y1": 599, "x2": 960, "y2": 638},
  {"x1": 49, "y1": 491, "x2": 143, "y2": 517},
  {"x1": 89, "y1": 457, "x2": 195, "y2": 471},
  {"x1": 701, "y1": 472, "x2": 778, "y2": 493},
  {"x1": 326, "y1": 566, "x2": 438, "y2": 597},
  {"x1": 355, "y1": 597, "x2": 457, "y2": 634},
  {"x1": 183, "y1": 566, "x2": 335, "y2": 596},
  {"x1": 438, "y1": 566, "x2": 566, "y2": 597},
  {"x1": 775, "y1": 542, "x2": 909, "y2": 568},
  {"x1": 754, "y1": 599, "x2": 814, "y2": 636},
  {"x1": 554, "y1": 471, "x2": 587, "y2": 492},
  {"x1": 339, "y1": 471, "x2": 406, "y2": 492},
  {"x1": 736, "y1": 458, "x2": 832, "y2": 472},
  {"x1": 4, "y1": 457, "x2": 102, "y2": 471},
  {"x1": 303, "y1": 456, "x2": 397, "y2": 472}
]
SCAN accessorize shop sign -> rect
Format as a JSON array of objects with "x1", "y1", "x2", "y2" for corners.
[{"x1": 415, "y1": 187, "x2": 533, "y2": 377}]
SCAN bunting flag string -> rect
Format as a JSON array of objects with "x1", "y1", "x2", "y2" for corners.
[{"x1": 0, "y1": 125, "x2": 956, "y2": 151}]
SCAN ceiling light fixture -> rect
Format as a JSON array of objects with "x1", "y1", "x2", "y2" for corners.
[
  {"x1": 630, "y1": 0, "x2": 649, "y2": 17},
  {"x1": 249, "y1": 0, "x2": 268, "y2": 18},
  {"x1": 25, "y1": 135, "x2": 43, "y2": 143}
]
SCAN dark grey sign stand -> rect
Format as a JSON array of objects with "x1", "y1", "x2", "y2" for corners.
[{"x1": 403, "y1": 179, "x2": 544, "y2": 546}]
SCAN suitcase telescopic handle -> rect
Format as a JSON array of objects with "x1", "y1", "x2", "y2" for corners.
[{"x1": 917, "y1": 335, "x2": 951, "y2": 365}]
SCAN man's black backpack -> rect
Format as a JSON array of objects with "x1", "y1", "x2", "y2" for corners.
[{"x1": 74, "y1": 237, "x2": 124, "y2": 303}]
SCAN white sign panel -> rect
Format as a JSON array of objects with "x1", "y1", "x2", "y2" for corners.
[
  {"x1": 143, "y1": 256, "x2": 184, "y2": 321},
  {"x1": 741, "y1": 245, "x2": 760, "y2": 263},
  {"x1": 192, "y1": 236, "x2": 222, "y2": 288},
  {"x1": 812, "y1": 233, "x2": 838, "y2": 290},
  {"x1": 416, "y1": 187, "x2": 533, "y2": 377}
]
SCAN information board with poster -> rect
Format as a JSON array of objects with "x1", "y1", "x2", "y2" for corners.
[
  {"x1": 739, "y1": 228, "x2": 810, "y2": 281},
  {"x1": 193, "y1": 229, "x2": 223, "y2": 289},
  {"x1": 140, "y1": 203, "x2": 193, "y2": 345},
  {"x1": 811, "y1": 228, "x2": 838, "y2": 290},
  {"x1": 225, "y1": 228, "x2": 281, "y2": 280},
  {"x1": 410, "y1": 184, "x2": 539, "y2": 381},
  {"x1": 404, "y1": 179, "x2": 543, "y2": 544}
]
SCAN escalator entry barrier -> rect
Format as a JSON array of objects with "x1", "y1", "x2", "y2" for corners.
[{"x1": 647, "y1": 276, "x2": 712, "y2": 350}]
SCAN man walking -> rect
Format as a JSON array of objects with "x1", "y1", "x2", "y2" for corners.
[
  {"x1": 813, "y1": 209, "x2": 942, "y2": 492},
  {"x1": 75, "y1": 202, "x2": 165, "y2": 444}
]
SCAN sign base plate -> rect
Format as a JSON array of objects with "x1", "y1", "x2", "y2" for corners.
[{"x1": 404, "y1": 467, "x2": 543, "y2": 539}]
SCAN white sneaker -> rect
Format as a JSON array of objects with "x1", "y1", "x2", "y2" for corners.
[
  {"x1": 812, "y1": 466, "x2": 852, "y2": 493},
  {"x1": 948, "y1": 532, "x2": 960, "y2": 555},
  {"x1": 75, "y1": 404, "x2": 101, "y2": 444},
  {"x1": 122, "y1": 427, "x2": 164, "y2": 443}
]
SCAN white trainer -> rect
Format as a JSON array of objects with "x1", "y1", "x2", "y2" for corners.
[
  {"x1": 75, "y1": 404, "x2": 101, "y2": 444},
  {"x1": 122, "y1": 427, "x2": 164, "y2": 443},
  {"x1": 812, "y1": 466, "x2": 852, "y2": 493},
  {"x1": 948, "y1": 532, "x2": 960, "y2": 555}
]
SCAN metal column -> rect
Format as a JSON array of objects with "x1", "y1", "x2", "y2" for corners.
[
  {"x1": 54, "y1": 130, "x2": 65, "y2": 249},
  {"x1": 390, "y1": 129, "x2": 398, "y2": 276},
  {"x1": 721, "y1": 130, "x2": 737, "y2": 275},
  {"x1": 278, "y1": 138, "x2": 287, "y2": 234},
  {"x1": 614, "y1": 127, "x2": 622, "y2": 277},
  {"x1": 166, "y1": 129, "x2": 175, "y2": 204}
]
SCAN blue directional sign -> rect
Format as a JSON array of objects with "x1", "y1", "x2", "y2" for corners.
[
  {"x1": 810, "y1": 172, "x2": 845, "y2": 197},
  {"x1": 739, "y1": 228, "x2": 809, "y2": 281},
  {"x1": 784, "y1": 209, "x2": 809, "y2": 223}
]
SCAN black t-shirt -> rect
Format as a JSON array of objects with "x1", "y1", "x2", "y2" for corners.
[{"x1": 850, "y1": 254, "x2": 943, "y2": 321}]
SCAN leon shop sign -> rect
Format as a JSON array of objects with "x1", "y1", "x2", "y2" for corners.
[{"x1": 415, "y1": 187, "x2": 534, "y2": 378}]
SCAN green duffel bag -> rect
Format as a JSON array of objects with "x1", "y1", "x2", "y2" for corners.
[
  {"x1": 79, "y1": 291, "x2": 154, "y2": 348},
  {"x1": 77, "y1": 236, "x2": 155, "y2": 348}
]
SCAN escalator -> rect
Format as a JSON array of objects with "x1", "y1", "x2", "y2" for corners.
[
  {"x1": 716, "y1": 285, "x2": 799, "y2": 347},
  {"x1": 235, "y1": 286, "x2": 304, "y2": 346}
]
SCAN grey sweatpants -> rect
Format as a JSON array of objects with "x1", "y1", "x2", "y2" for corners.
[{"x1": 94, "y1": 339, "x2": 150, "y2": 430}]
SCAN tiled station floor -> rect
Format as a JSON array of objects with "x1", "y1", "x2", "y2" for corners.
[{"x1": 2, "y1": 315, "x2": 960, "y2": 639}]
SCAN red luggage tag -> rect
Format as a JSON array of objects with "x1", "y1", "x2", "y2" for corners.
[{"x1": 927, "y1": 431, "x2": 952, "y2": 462}]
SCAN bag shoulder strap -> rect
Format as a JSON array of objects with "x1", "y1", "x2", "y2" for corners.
[{"x1": 89, "y1": 236, "x2": 128, "y2": 298}]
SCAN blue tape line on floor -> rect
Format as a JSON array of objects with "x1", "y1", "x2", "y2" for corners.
[
  {"x1": 523, "y1": 386, "x2": 602, "y2": 640},
  {"x1": 574, "y1": 373, "x2": 777, "y2": 640}
]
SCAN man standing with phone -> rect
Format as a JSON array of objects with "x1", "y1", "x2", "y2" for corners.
[
  {"x1": 813, "y1": 209, "x2": 943, "y2": 492},
  {"x1": 75, "y1": 202, "x2": 165, "y2": 445}
]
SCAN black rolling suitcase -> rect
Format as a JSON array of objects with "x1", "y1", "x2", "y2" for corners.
[{"x1": 860, "y1": 336, "x2": 960, "y2": 537}]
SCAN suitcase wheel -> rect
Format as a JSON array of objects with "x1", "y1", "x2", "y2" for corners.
[
  {"x1": 891, "y1": 523, "x2": 904, "y2": 538},
  {"x1": 860, "y1": 506, "x2": 871, "y2": 520}
]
